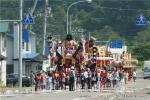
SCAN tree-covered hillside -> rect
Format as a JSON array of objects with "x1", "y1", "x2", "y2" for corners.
[{"x1": 0, "y1": 0, "x2": 150, "y2": 61}]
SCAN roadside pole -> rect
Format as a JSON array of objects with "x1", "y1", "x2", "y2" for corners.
[
  {"x1": 43, "y1": 0, "x2": 48, "y2": 55},
  {"x1": 19, "y1": 0, "x2": 23, "y2": 89}
]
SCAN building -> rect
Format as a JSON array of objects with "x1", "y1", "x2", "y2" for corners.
[
  {"x1": 96, "y1": 44, "x2": 114, "y2": 69},
  {"x1": 107, "y1": 40, "x2": 137, "y2": 69},
  {"x1": 0, "y1": 22, "x2": 9, "y2": 86},
  {"x1": 6, "y1": 23, "x2": 47, "y2": 76}
]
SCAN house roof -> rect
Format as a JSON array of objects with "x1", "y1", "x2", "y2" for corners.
[
  {"x1": 14, "y1": 51, "x2": 48, "y2": 62},
  {"x1": 32, "y1": 54, "x2": 48, "y2": 62},
  {"x1": 22, "y1": 51, "x2": 38, "y2": 60}
]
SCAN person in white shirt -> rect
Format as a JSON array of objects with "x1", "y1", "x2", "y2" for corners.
[
  {"x1": 57, "y1": 41, "x2": 63, "y2": 55},
  {"x1": 69, "y1": 66, "x2": 75, "y2": 91},
  {"x1": 84, "y1": 69, "x2": 89, "y2": 89},
  {"x1": 132, "y1": 70, "x2": 136, "y2": 82},
  {"x1": 84, "y1": 70, "x2": 88, "y2": 79}
]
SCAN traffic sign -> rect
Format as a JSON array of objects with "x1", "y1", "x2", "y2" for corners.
[
  {"x1": 136, "y1": 14, "x2": 147, "y2": 26},
  {"x1": 22, "y1": 12, "x2": 34, "y2": 24},
  {"x1": 109, "y1": 40, "x2": 123, "y2": 48}
]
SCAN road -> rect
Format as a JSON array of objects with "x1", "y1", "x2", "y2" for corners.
[{"x1": 1, "y1": 71, "x2": 150, "y2": 100}]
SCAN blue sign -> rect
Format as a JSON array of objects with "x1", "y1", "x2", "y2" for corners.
[
  {"x1": 22, "y1": 12, "x2": 34, "y2": 24},
  {"x1": 22, "y1": 29, "x2": 29, "y2": 42},
  {"x1": 109, "y1": 40, "x2": 123, "y2": 48},
  {"x1": 136, "y1": 15, "x2": 147, "y2": 26}
]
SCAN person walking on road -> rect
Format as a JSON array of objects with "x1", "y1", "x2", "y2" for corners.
[
  {"x1": 112, "y1": 70, "x2": 118, "y2": 88},
  {"x1": 100, "y1": 69, "x2": 107, "y2": 92},
  {"x1": 69, "y1": 66, "x2": 75, "y2": 91},
  {"x1": 96, "y1": 71, "x2": 101, "y2": 89},
  {"x1": 124, "y1": 71, "x2": 128, "y2": 84},
  {"x1": 87, "y1": 68, "x2": 92, "y2": 89},
  {"x1": 41, "y1": 71, "x2": 47, "y2": 90},
  {"x1": 47, "y1": 71, "x2": 52, "y2": 90},
  {"x1": 132, "y1": 70, "x2": 137, "y2": 82},
  {"x1": 35, "y1": 72, "x2": 42, "y2": 91},
  {"x1": 81, "y1": 72, "x2": 85, "y2": 89},
  {"x1": 30, "y1": 71, "x2": 35, "y2": 86},
  {"x1": 84, "y1": 69, "x2": 88, "y2": 89}
]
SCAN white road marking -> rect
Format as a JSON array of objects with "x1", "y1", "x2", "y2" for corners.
[{"x1": 72, "y1": 97, "x2": 86, "y2": 100}]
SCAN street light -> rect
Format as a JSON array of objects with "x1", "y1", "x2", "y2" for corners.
[{"x1": 66, "y1": 0, "x2": 92, "y2": 34}]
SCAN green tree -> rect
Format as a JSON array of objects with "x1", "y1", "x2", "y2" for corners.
[{"x1": 132, "y1": 43, "x2": 150, "y2": 61}]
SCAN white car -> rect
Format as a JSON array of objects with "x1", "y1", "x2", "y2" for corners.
[{"x1": 143, "y1": 61, "x2": 150, "y2": 79}]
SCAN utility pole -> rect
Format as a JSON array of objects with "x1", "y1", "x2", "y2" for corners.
[
  {"x1": 43, "y1": 0, "x2": 48, "y2": 55},
  {"x1": 19, "y1": 0, "x2": 23, "y2": 89}
]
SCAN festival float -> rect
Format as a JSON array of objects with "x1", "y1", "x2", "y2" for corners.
[
  {"x1": 96, "y1": 45, "x2": 114, "y2": 71},
  {"x1": 50, "y1": 34, "x2": 87, "y2": 75},
  {"x1": 61, "y1": 34, "x2": 97, "y2": 73},
  {"x1": 62, "y1": 34, "x2": 78, "y2": 73}
]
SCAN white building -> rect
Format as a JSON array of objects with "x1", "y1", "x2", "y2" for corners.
[
  {"x1": 0, "y1": 22, "x2": 8, "y2": 86},
  {"x1": 6, "y1": 23, "x2": 47, "y2": 76},
  {"x1": 107, "y1": 40, "x2": 127, "y2": 62},
  {"x1": 108, "y1": 45, "x2": 127, "y2": 61}
]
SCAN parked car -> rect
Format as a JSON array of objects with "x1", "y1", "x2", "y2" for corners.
[
  {"x1": 143, "y1": 61, "x2": 150, "y2": 79},
  {"x1": 6, "y1": 74, "x2": 31, "y2": 87},
  {"x1": 6, "y1": 74, "x2": 18, "y2": 86}
]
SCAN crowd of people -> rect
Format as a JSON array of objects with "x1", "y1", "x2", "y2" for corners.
[{"x1": 29, "y1": 66, "x2": 137, "y2": 92}]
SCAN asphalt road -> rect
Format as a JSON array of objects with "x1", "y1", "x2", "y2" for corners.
[{"x1": 1, "y1": 71, "x2": 150, "y2": 100}]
